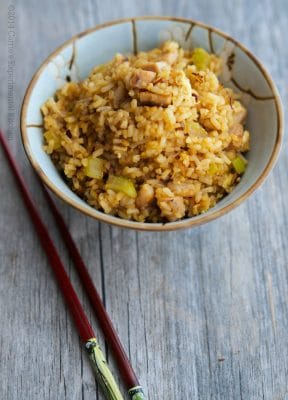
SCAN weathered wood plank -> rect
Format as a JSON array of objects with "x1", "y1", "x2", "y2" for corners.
[{"x1": 1, "y1": 0, "x2": 288, "y2": 399}]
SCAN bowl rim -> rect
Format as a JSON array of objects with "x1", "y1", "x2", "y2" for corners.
[{"x1": 20, "y1": 15, "x2": 283, "y2": 232}]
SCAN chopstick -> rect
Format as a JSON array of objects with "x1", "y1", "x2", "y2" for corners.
[
  {"x1": 0, "y1": 130, "x2": 124, "y2": 400},
  {"x1": 40, "y1": 183, "x2": 146, "y2": 400}
]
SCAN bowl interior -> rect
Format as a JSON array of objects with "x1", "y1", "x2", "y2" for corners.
[{"x1": 21, "y1": 17, "x2": 282, "y2": 230}]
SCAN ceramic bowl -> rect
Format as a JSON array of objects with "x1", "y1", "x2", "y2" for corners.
[{"x1": 21, "y1": 17, "x2": 283, "y2": 231}]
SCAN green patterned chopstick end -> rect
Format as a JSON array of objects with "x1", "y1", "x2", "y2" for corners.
[
  {"x1": 128, "y1": 386, "x2": 147, "y2": 400},
  {"x1": 86, "y1": 338, "x2": 124, "y2": 400}
]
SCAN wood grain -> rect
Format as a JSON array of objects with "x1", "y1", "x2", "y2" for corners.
[{"x1": 1, "y1": 0, "x2": 288, "y2": 399}]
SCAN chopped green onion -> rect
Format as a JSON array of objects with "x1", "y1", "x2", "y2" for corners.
[
  {"x1": 191, "y1": 48, "x2": 211, "y2": 71},
  {"x1": 84, "y1": 157, "x2": 105, "y2": 179},
  {"x1": 106, "y1": 175, "x2": 137, "y2": 198},
  {"x1": 231, "y1": 154, "x2": 248, "y2": 174}
]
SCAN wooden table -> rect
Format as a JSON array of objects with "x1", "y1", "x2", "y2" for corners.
[{"x1": 1, "y1": 1, "x2": 287, "y2": 399}]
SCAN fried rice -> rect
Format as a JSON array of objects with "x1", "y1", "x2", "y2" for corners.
[{"x1": 41, "y1": 41, "x2": 250, "y2": 222}]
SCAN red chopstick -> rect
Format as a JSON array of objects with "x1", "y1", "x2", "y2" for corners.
[{"x1": 0, "y1": 130, "x2": 124, "y2": 400}]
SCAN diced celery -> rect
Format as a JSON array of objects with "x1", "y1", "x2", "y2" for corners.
[
  {"x1": 222, "y1": 174, "x2": 234, "y2": 189},
  {"x1": 231, "y1": 154, "x2": 247, "y2": 174},
  {"x1": 84, "y1": 157, "x2": 105, "y2": 179},
  {"x1": 208, "y1": 163, "x2": 218, "y2": 175},
  {"x1": 106, "y1": 175, "x2": 137, "y2": 198},
  {"x1": 191, "y1": 48, "x2": 211, "y2": 71}
]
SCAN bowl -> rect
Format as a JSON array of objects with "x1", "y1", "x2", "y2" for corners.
[{"x1": 21, "y1": 16, "x2": 283, "y2": 231}]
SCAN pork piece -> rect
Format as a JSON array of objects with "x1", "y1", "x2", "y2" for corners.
[
  {"x1": 138, "y1": 91, "x2": 172, "y2": 107},
  {"x1": 130, "y1": 69, "x2": 156, "y2": 89},
  {"x1": 113, "y1": 84, "x2": 127, "y2": 108},
  {"x1": 230, "y1": 123, "x2": 243, "y2": 137},
  {"x1": 142, "y1": 61, "x2": 169, "y2": 73},
  {"x1": 168, "y1": 182, "x2": 200, "y2": 197},
  {"x1": 156, "y1": 188, "x2": 186, "y2": 221},
  {"x1": 135, "y1": 183, "x2": 154, "y2": 208},
  {"x1": 158, "y1": 196, "x2": 185, "y2": 221},
  {"x1": 229, "y1": 123, "x2": 250, "y2": 152}
]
